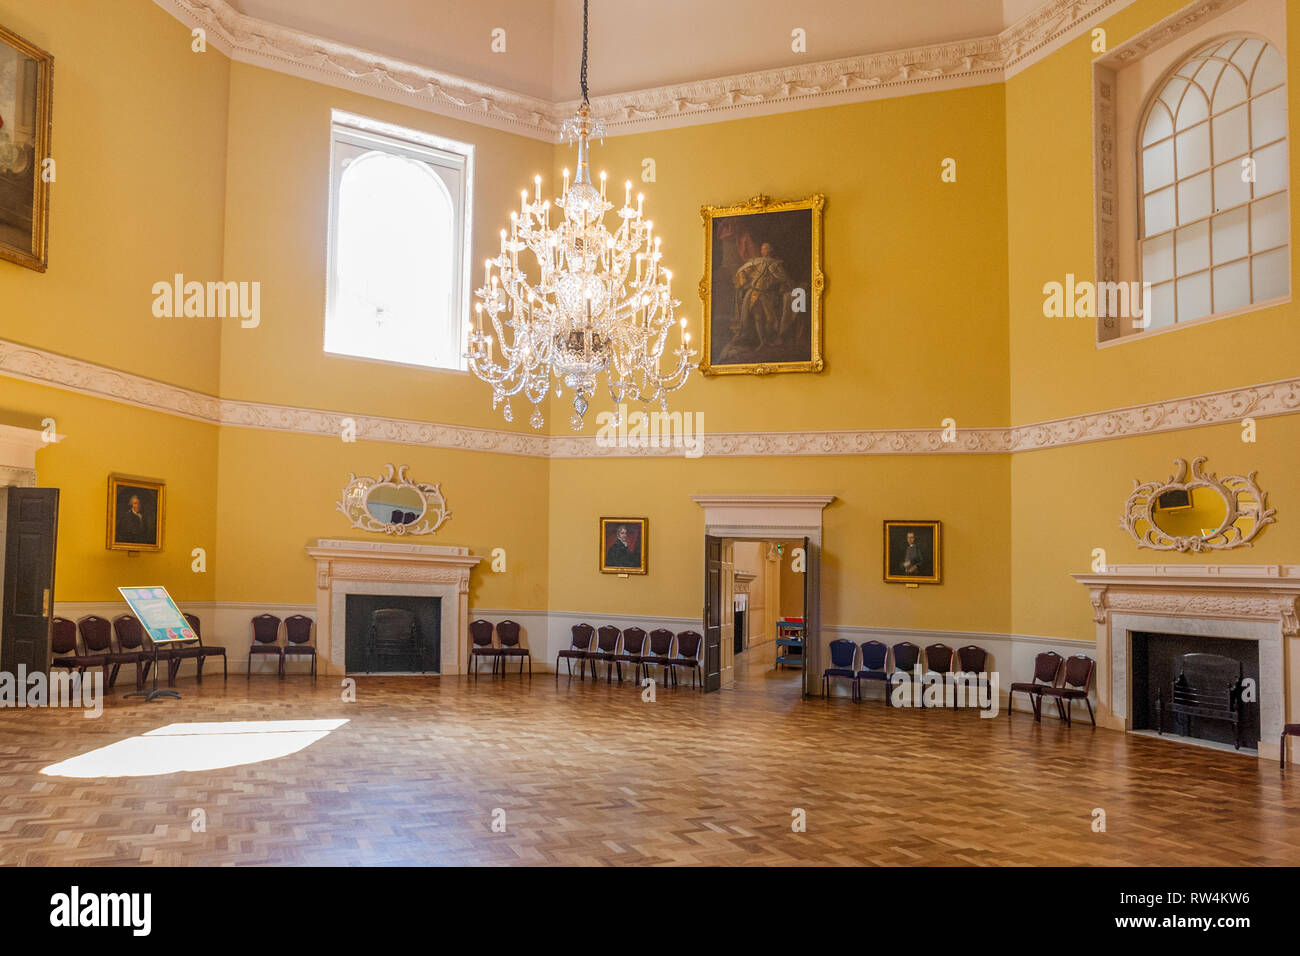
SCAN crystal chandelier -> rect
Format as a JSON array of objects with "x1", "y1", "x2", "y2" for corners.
[{"x1": 468, "y1": 0, "x2": 696, "y2": 431}]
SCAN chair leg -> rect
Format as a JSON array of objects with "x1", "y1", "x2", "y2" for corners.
[
  {"x1": 1085, "y1": 698, "x2": 1095, "y2": 726},
  {"x1": 1282, "y1": 733, "x2": 1287, "y2": 770}
]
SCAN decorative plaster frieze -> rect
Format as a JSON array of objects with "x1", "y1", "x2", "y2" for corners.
[
  {"x1": 6, "y1": 336, "x2": 1300, "y2": 459},
  {"x1": 154, "y1": 0, "x2": 1146, "y2": 139}
]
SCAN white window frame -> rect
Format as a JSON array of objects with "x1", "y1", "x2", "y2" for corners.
[{"x1": 324, "y1": 109, "x2": 474, "y2": 372}]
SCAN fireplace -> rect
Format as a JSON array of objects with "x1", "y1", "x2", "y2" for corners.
[
  {"x1": 1073, "y1": 564, "x2": 1300, "y2": 761},
  {"x1": 345, "y1": 594, "x2": 441, "y2": 674},
  {"x1": 1130, "y1": 632, "x2": 1258, "y2": 749}
]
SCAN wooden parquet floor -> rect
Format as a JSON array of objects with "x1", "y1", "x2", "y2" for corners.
[{"x1": 2, "y1": 657, "x2": 1299, "y2": 866}]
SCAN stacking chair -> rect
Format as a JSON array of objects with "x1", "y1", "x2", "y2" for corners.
[
  {"x1": 856, "y1": 640, "x2": 891, "y2": 704},
  {"x1": 248, "y1": 613, "x2": 284, "y2": 679},
  {"x1": 891, "y1": 642, "x2": 922, "y2": 706},
  {"x1": 666, "y1": 631, "x2": 704, "y2": 689},
  {"x1": 470, "y1": 619, "x2": 503, "y2": 679},
  {"x1": 114, "y1": 614, "x2": 171, "y2": 688},
  {"x1": 954, "y1": 644, "x2": 991, "y2": 707},
  {"x1": 822, "y1": 639, "x2": 858, "y2": 700},
  {"x1": 557, "y1": 623, "x2": 596, "y2": 681},
  {"x1": 1038, "y1": 654, "x2": 1096, "y2": 726},
  {"x1": 645, "y1": 628, "x2": 676, "y2": 686},
  {"x1": 613, "y1": 626, "x2": 650, "y2": 685},
  {"x1": 591, "y1": 625, "x2": 622, "y2": 683},
  {"x1": 923, "y1": 643, "x2": 956, "y2": 708},
  {"x1": 1008, "y1": 651, "x2": 1064, "y2": 721},
  {"x1": 282, "y1": 614, "x2": 317, "y2": 679},
  {"x1": 79, "y1": 615, "x2": 143, "y2": 689},
  {"x1": 181, "y1": 613, "x2": 227, "y2": 682},
  {"x1": 50, "y1": 617, "x2": 106, "y2": 678},
  {"x1": 496, "y1": 620, "x2": 531, "y2": 677}
]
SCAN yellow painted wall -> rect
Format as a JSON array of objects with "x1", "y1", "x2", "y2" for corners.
[
  {"x1": 1, "y1": 379, "x2": 218, "y2": 603},
  {"x1": 213, "y1": 426, "x2": 548, "y2": 610},
  {"x1": 1005, "y1": 0, "x2": 1300, "y2": 640},
  {"x1": 0, "y1": 0, "x2": 230, "y2": 392}
]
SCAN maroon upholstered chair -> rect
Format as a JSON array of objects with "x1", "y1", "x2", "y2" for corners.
[
  {"x1": 248, "y1": 613, "x2": 284, "y2": 679},
  {"x1": 954, "y1": 644, "x2": 992, "y2": 708},
  {"x1": 496, "y1": 620, "x2": 531, "y2": 677},
  {"x1": 556, "y1": 623, "x2": 595, "y2": 680},
  {"x1": 282, "y1": 614, "x2": 317, "y2": 679},
  {"x1": 613, "y1": 626, "x2": 650, "y2": 685},
  {"x1": 470, "y1": 619, "x2": 502, "y2": 679},
  {"x1": 1282, "y1": 725, "x2": 1300, "y2": 768},
  {"x1": 112, "y1": 614, "x2": 168, "y2": 689},
  {"x1": 79, "y1": 615, "x2": 143, "y2": 689},
  {"x1": 591, "y1": 625, "x2": 622, "y2": 683},
  {"x1": 1038, "y1": 654, "x2": 1095, "y2": 726},
  {"x1": 1008, "y1": 651, "x2": 1064, "y2": 721},
  {"x1": 667, "y1": 631, "x2": 704, "y2": 690},
  {"x1": 923, "y1": 643, "x2": 956, "y2": 708},
  {"x1": 51, "y1": 617, "x2": 106, "y2": 678},
  {"x1": 180, "y1": 613, "x2": 227, "y2": 682},
  {"x1": 645, "y1": 628, "x2": 676, "y2": 685}
]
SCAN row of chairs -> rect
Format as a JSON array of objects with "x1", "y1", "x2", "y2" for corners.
[
  {"x1": 1007, "y1": 651, "x2": 1096, "y2": 726},
  {"x1": 558, "y1": 624, "x2": 703, "y2": 689},
  {"x1": 51, "y1": 613, "x2": 226, "y2": 689},
  {"x1": 822, "y1": 640, "x2": 992, "y2": 705},
  {"x1": 469, "y1": 619, "x2": 531, "y2": 678},
  {"x1": 247, "y1": 613, "x2": 318, "y2": 679}
]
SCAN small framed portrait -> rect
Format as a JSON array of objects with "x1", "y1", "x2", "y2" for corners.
[
  {"x1": 0, "y1": 23, "x2": 53, "y2": 272},
  {"x1": 883, "y1": 520, "x2": 941, "y2": 585},
  {"x1": 700, "y1": 193, "x2": 825, "y2": 375},
  {"x1": 107, "y1": 474, "x2": 165, "y2": 552},
  {"x1": 600, "y1": 517, "x2": 648, "y2": 575}
]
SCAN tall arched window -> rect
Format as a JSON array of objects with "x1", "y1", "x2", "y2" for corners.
[
  {"x1": 325, "y1": 113, "x2": 473, "y2": 370},
  {"x1": 1139, "y1": 36, "x2": 1288, "y2": 329}
]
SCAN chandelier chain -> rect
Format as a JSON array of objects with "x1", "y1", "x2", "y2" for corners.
[{"x1": 580, "y1": 0, "x2": 589, "y2": 104}]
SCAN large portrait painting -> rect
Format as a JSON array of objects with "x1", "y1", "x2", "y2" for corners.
[
  {"x1": 599, "y1": 517, "x2": 648, "y2": 575},
  {"x1": 883, "y1": 520, "x2": 942, "y2": 585},
  {"x1": 107, "y1": 474, "x2": 166, "y2": 553},
  {"x1": 700, "y1": 193, "x2": 824, "y2": 375},
  {"x1": 0, "y1": 24, "x2": 52, "y2": 272}
]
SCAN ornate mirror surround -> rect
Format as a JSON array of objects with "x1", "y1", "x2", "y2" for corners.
[
  {"x1": 1121, "y1": 457, "x2": 1275, "y2": 552},
  {"x1": 338, "y1": 464, "x2": 451, "y2": 535}
]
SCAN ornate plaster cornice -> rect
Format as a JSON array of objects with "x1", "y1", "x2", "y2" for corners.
[
  {"x1": 153, "y1": 0, "x2": 1142, "y2": 139},
  {"x1": 6, "y1": 336, "x2": 1300, "y2": 459}
]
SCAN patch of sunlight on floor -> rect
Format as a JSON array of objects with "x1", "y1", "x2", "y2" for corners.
[{"x1": 39, "y1": 719, "x2": 350, "y2": 778}]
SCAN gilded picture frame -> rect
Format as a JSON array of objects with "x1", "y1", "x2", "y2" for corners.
[
  {"x1": 106, "y1": 473, "x2": 166, "y2": 553},
  {"x1": 883, "y1": 520, "x2": 942, "y2": 585},
  {"x1": 599, "y1": 517, "x2": 648, "y2": 575},
  {"x1": 0, "y1": 23, "x2": 53, "y2": 273},
  {"x1": 699, "y1": 193, "x2": 825, "y2": 375}
]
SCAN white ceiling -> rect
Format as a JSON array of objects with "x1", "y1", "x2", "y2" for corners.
[{"x1": 227, "y1": 0, "x2": 1037, "y2": 100}]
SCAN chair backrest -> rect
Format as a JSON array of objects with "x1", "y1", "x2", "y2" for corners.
[
  {"x1": 497, "y1": 620, "x2": 522, "y2": 648},
  {"x1": 78, "y1": 615, "x2": 112, "y2": 653},
  {"x1": 596, "y1": 625, "x2": 621, "y2": 653},
  {"x1": 956, "y1": 644, "x2": 987, "y2": 673},
  {"x1": 251, "y1": 613, "x2": 282, "y2": 645},
  {"x1": 892, "y1": 641, "x2": 921, "y2": 671},
  {"x1": 51, "y1": 617, "x2": 78, "y2": 655},
  {"x1": 924, "y1": 643, "x2": 954, "y2": 674},
  {"x1": 828, "y1": 639, "x2": 856, "y2": 669},
  {"x1": 470, "y1": 619, "x2": 494, "y2": 647},
  {"x1": 284, "y1": 614, "x2": 314, "y2": 645},
  {"x1": 622, "y1": 626, "x2": 648, "y2": 654},
  {"x1": 1032, "y1": 651, "x2": 1064, "y2": 685},
  {"x1": 571, "y1": 623, "x2": 594, "y2": 651},
  {"x1": 859, "y1": 640, "x2": 888, "y2": 672},
  {"x1": 1061, "y1": 654, "x2": 1095, "y2": 691},
  {"x1": 648, "y1": 628, "x2": 675, "y2": 657},
  {"x1": 183, "y1": 613, "x2": 206, "y2": 647},
  {"x1": 113, "y1": 614, "x2": 146, "y2": 652},
  {"x1": 675, "y1": 631, "x2": 703, "y2": 659}
]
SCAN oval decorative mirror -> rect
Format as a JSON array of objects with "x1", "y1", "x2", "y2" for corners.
[
  {"x1": 337, "y1": 464, "x2": 451, "y2": 535},
  {"x1": 1121, "y1": 457, "x2": 1275, "y2": 552}
]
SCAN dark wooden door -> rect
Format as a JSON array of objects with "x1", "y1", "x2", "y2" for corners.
[
  {"x1": 0, "y1": 488, "x2": 59, "y2": 676},
  {"x1": 703, "y1": 534, "x2": 722, "y2": 692}
]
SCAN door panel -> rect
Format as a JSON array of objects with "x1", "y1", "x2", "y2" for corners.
[
  {"x1": 1, "y1": 488, "x2": 59, "y2": 676},
  {"x1": 801, "y1": 535, "x2": 810, "y2": 699},
  {"x1": 703, "y1": 534, "x2": 722, "y2": 692}
]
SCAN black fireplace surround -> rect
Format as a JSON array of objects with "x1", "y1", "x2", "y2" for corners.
[
  {"x1": 1131, "y1": 632, "x2": 1259, "y2": 748},
  {"x1": 344, "y1": 594, "x2": 441, "y2": 673}
]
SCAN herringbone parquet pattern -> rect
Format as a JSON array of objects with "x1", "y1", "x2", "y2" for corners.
[{"x1": 2, "y1": 656, "x2": 1298, "y2": 866}]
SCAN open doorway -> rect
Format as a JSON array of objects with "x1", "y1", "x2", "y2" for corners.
[{"x1": 724, "y1": 538, "x2": 806, "y2": 697}]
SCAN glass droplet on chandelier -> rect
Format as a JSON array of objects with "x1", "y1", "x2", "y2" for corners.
[
  {"x1": 502, "y1": 400, "x2": 513, "y2": 423},
  {"x1": 529, "y1": 406, "x2": 544, "y2": 430}
]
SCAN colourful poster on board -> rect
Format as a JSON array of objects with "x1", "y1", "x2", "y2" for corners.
[{"x1": 117, "y1": 586, "x2": 199, "y2": 645}]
